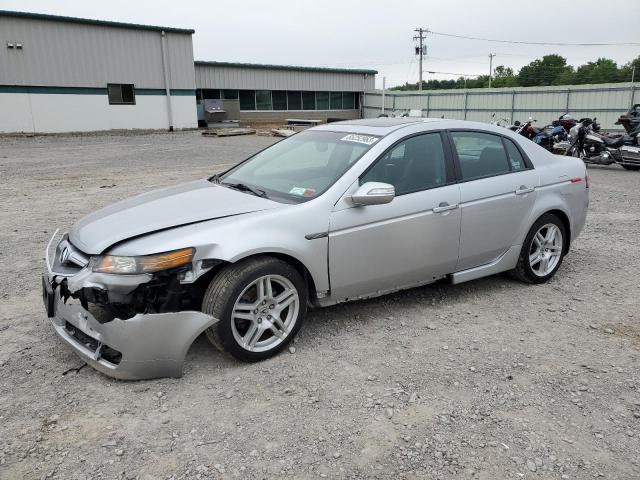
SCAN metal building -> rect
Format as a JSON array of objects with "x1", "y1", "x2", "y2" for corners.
[
  {"x1": 0, "y1": 10, "x2": 197, "y2": 133},
  {"x1": 194, "y1": 61, "x2": 376, "y2": 124}
]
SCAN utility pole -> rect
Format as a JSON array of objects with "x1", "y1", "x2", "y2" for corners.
[
  {"x1": 381, "y1": 76, "x2": 386, "y2": 116},
  {"x1": 414, "y1": 28, "x2": 427, "y2": 91},
  {"x1": 488, "y1": 53, "x2": 496, "y2": 88}
]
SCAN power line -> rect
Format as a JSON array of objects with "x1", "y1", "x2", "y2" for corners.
[{"x1": 429, "y1": 30, "x2": 640, "y2": 47}]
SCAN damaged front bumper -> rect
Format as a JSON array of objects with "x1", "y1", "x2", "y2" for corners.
[{"x1": 43, "y1": 231, "x2": 218, "y2": 380}]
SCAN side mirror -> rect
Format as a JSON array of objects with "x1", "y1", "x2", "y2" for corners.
[{"x1": 350, "y1": 182, "x2": 395, "y2": 206}]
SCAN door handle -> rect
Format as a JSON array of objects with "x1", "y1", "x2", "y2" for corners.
[
  {"x1": 515, "y1": 185, "x2": 535, "y2": 195},
  {"x1": 433, "y1": 202, "x2": 459, "y2": 213}
]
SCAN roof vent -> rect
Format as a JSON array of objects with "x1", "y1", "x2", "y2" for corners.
[{"x1": 6, "y1": 42, "x2": 14, "y2": 48}]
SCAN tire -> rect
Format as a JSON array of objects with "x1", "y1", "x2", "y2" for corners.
[
  {"x1": 511, "y1": 213, "x2": 566, "y2": 284},
  {"x1": 622, "y1": 164, "x2": 640, "y2": 171},
  {"x1": 202, "y1": 256, "x2": 307, "y2": 362}
]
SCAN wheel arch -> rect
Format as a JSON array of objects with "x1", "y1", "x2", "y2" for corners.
[
  {"x1": 542, "y1": 208, "x2": 571, "y2": 253},
  {"x1": 197, "y1": 251, "x2": 319, "y2": 307}
]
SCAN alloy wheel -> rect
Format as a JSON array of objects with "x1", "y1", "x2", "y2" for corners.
[
  {"x1": 230, "y1": 274, "x2": 300, "y2": 352},
  {"x1": 528, "y1": 223, "x2": 563, "y2": 277}
]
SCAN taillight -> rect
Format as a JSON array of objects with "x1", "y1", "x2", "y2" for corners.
[{"x1": 570, "y1": 177, "x2": 582, "y2": 184}]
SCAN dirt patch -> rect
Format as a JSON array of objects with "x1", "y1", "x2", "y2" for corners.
[{"x1": 1, "y1": 134, "x2": 639, "y2": 479}]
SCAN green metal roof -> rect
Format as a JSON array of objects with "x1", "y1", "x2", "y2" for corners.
[
  {"x1": 0, "y1": 10, "x2": 195, "y2": 34},
  {"x1": 194, "y1": 61, "x2": 377, "y2": 75}
]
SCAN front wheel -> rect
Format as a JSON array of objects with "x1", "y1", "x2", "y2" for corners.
[
  {"x1": 511, "y1": 214, "x2": 566, "y2": 284},
  {"x1": 202, "y1": 256, "x2": 307, "y2": 361}
]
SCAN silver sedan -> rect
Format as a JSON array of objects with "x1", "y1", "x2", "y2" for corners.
[{"x1": 43, "y1": 118, "x2": 589, "y2": 379}]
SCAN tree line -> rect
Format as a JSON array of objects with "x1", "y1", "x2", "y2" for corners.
[{"x1": 390, "y1": 54, "x2": 640, "y2": 91}]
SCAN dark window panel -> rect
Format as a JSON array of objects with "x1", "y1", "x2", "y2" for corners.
[
  {"x1": 302, "y1": 91, "x2": 316, "y2": 110},
  {"x1": 287, "y1": 91, "x2": 302, "y2": 110},
  {"x1": 342, "y1": 92, "x2": 355, "y2": 109},
  {"x1": 107, "y1": 83, "x2": 135, "y2": 105},
  {"x1": 316, "y1": 91, "x2": 330, "y2": 110},
  {"x1": 354, "y1": 93, "x2": 360, "y2": 109},
  {"x1": 272, "y1": 91, "x2": 287, "y2": 110},
  {"x1": 330, "y1": 92, "x2": 342, "y2": 109},
  {"x1": 239, "y1": 90, "x2": 256, "y2": 110},
  {"x1": 202, "y1": 89, "x2": 220, "y2": 100},
  {"x1": 256, "y1": 90, "x2": 272, "y2": 110},
  {"x1": 223, "y1": 89, "x2": 239, "y2": 100}
]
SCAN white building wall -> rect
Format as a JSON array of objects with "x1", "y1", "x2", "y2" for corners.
[{"x1": 0, "y1": 93, "x2": 197, "y2": 133}]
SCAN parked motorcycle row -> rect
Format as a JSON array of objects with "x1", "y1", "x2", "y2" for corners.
[{"x1": 501, "y1": 105, "x2": 640, "y2": 171}]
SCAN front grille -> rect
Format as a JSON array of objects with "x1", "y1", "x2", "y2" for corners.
[{"x1": 64, "y1": 321, "x2": 122, "y2": 365}]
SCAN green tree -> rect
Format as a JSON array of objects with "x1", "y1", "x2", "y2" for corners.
[
  {"x1": 619, "y1": 55, "x2": 640, "y2": 83},
  {"x1": 574, "y1": 58, "x2": 621, "y2": 84},
  {"x1": 517, "y1": 54, "x2": 572, "y2": 86},
  {"x1": 491, "y1": 65, "x2": 519, "y2": 87}
]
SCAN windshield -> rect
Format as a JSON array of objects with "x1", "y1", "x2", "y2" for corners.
[{"x1": 219, "y1": 130, "x2": 379, "y2": 203}]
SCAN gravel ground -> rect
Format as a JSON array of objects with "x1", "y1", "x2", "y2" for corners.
[{"x1": 0, "y1": 131, "x2": 639, "y2": 480}]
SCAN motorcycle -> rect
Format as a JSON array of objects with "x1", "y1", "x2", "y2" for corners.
[
  {"x1": 565, "y1": 117, "x2": 640, "y2": 171},
  {"x1": 534, "y1": 125, "x2": 567, "y2": 151},
  {"x1": 615, "y1": 104, "x2": 640, "y2": 134},
  {"x1": 536, "y1": 114, "x2": 577, "y2": 153},
  {"x1": 510, "y1": 118, "x2": 538, "y2": 139}
]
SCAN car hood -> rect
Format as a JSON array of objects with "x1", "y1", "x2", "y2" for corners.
[{"x1": 69, "y1": 179, "x2": 284, "y2": 254}]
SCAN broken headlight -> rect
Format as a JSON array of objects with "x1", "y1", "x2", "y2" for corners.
[{"x1": 91, "y1": 247, "x2": 194, "y2": 275}]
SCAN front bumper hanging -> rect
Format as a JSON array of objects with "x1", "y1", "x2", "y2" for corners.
[{"x1": 43, "y1": 232, "x2": 218, "y2": 380}]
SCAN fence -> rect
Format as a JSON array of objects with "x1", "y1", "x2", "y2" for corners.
[{"x1": 363, "y1": 82, "x2": 638, "y2": 131}]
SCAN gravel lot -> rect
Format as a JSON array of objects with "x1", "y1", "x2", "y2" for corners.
[{"x1": 1, "y1": 131, "x2": 639, "y2": 480}]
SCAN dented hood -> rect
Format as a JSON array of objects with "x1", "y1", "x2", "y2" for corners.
[{"x1": 69, "y1": 179, "x2": 284, "y2": 254}]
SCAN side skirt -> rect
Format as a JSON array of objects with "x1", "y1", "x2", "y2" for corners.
[{"x1": 450, "y1": 245, "x2": 521, "y2": 285}]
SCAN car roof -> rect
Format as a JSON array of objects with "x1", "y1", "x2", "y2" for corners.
[{"x1": 313, "y1": 117, "x2": 445, "y2": 136}]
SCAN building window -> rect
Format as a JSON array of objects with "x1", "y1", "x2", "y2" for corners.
[
  {"x1": 302, "y1": 91, "x2": 316, "y2": 110},
  {"x1": 272, "y1": 91, "x2": 287, "y2": 110},
  {"x1": 239, "y1": 90, "x2": 256, "y2": 110},
  {"x1": 199, "y1": 89, "x2": 220, "y2": 100},
  {"x1": 354, "y1": 92, "x2": 360, "y2": 109},
  {"x1": 287, "y1": 91, "x2": 302, "y2": 110},
  {"x1": 342, "y1": 92, "x2": 355, "y2": 109},
  {"x1": 316, "y1": 91, "x2": 330, "y2": 110},
  {"x1": 223, "y1": 89, "x2": 239, "y2": 100},
  {"x1": 107, "y1": 84, "x2": 135, "y2": 105},
  {"x1": 256, "y1": 90, "x2": 272, "y2": 110},
  {"x1": 330, "y1": 92, "x2": 342, "y2": 110}
]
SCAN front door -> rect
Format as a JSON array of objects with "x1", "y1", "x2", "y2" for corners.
[
  {"x1": 449, "y1": 130, "x2": 538, "y2": 270},
  {"x1": 328, "y1": 132, "x2": 461, "y2": 302}
]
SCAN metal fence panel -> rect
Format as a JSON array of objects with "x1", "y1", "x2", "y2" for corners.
[{"x1": 363, "y1": 83, "x2": 637, "y2": 130}]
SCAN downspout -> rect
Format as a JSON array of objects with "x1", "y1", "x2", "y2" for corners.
[{"x1": 160, "y1": 30, "x2": 174, "y2": 131}]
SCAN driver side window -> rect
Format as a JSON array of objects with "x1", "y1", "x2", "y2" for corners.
[{"x1": 360, "y1": 133, "x2": 447, "y2": 196}]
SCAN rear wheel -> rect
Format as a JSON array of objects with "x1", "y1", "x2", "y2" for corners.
[
  {"x1": 202, "y1": 257, "x2": 307, "y2": 361},
  {"x1": 511, "y1": 214, "x2": 566, "y2": 284},
  {"x1": 622, "y1": 164, "x2": 640, "y2": 171}
]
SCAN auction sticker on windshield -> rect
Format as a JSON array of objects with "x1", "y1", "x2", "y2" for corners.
[
  {"x1": 340, "y1": 134, "x2": 379, "y2": 145},
  {"x1": 289, "y1": 187, "x2": 317, "y2": 197}
]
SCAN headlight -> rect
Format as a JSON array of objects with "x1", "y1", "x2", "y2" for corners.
[{"x1": 91, "y1": 247, "x2": 194, "y2": 275}]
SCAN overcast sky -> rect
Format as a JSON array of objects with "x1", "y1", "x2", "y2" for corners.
[{"x1": 1, "y1": 0, "x2": 638, "y2": 88}]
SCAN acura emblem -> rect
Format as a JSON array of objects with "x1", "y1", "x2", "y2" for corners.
[{"x1": 59, "y1": 246, "x2": 71, "y2": 264}]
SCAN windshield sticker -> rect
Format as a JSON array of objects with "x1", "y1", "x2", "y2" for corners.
[
  {"x1": 289, "y1": 187, "x2": 317, "y2": 197},
  {"x1": 340, "y1": 134, "x2": 379, "y2": 145}
]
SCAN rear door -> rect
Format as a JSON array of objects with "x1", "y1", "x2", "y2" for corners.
[
  {"x1": 448, "y1": 130, "x2": 538, "y2": 271},
  {"x1": 328, "y1": 131, "x2": 461, "y2": 301}
]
